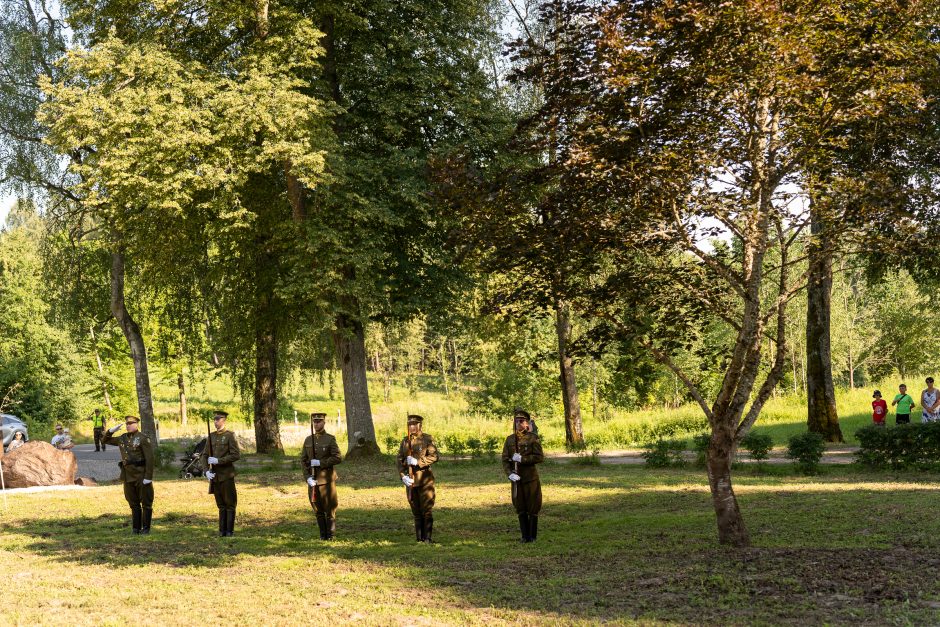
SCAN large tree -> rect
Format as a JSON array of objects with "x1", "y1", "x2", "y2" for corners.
[
  {"x1": 504, "y1": 0, "x2": 940, "y2": 546},
  {"x1": 290, "y1": 0, "x2": 507, "y2": 456},
  {"x1": 39, "y1": 0, "x2": 333, "y2": 451}
]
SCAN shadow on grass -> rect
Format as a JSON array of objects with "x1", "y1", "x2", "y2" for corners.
[{"x1": 7, "y1": 463, "x2": 940, "y2": 624}]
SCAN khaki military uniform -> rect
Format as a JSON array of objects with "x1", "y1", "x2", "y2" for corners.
[
  {"x1": 102, "y1": 430, "x2": 155, "y2": 534},
  {"x1": 397, "y1": 433, "x2": 439, "y2": 542},
  {"x1": 300, "y1": 431, "x2": 342, "y2": 539},
  {"x1": 200, "y1": 429, "x2": 240, "y2": 536},
  {"x1": 502, "y1": 430, "x2": 544, "y2": 541}
]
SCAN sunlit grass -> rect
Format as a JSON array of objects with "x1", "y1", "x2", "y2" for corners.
[{"x1": 3, "y1": 462, "x2": 940, "y2": 624}]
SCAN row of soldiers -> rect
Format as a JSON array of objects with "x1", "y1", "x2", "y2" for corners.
[{"x1": 103, "y1": 409, "x2": 544, "y2": 542}]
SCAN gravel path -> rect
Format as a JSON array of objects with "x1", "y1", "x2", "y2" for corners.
[{"x1": 73, "y1": 443, "x2": 122, "y2": 481}]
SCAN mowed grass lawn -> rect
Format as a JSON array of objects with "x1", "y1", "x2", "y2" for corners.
[{"x1": 4, "y1": 461, "x2": 940, "y2": 625}]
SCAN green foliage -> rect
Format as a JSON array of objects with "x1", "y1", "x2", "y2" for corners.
[
  {"x1": 570, "y1": 447, "x2": 601, "y2": 466},
  {"x1": 855, "y1": 423, "x2": 940, "y2": 470},
  {"x1": 0, "y1": 204, "x2": 88, "y2": 428},
  {"x1": 740, "y1": 433, "x2": 773, "y2": 462},
  {"x1": 642, "y1": 439, "x2": 686, "y2": 468},
  {"x1": 692, "y1": 433, "x2": 711, "y2": 467},
  {"x1": 155, "y1": 443, "x2": 177, "y2": 469},
  {"x1": 787, "y1": 432, "x2": 826, "y2": 474}
]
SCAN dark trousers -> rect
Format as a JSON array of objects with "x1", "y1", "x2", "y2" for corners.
[
  {"x1": 408, "y1": 480, "x2": 435, "y2": 522},
  {"x1": 213, "y1": 478, "x2": 237, "y2": 512},
  {"x1": 94, "y1": 427, "x2": 105, "y2": 451},
  {"x1": 512, "y1": 479, "x2": 542, "y2": 516},
  {"x1": 309, "y1": 482, "x2": 338, "y2": 519},
  {"x1": 896, "y1": 414, "x2": 911, "y2": 425},
  {"x1": 124, "y1": 480, "x2": 154, "y2": 531}
]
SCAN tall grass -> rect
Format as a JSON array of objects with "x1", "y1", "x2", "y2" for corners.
[{"x1": 71, "y1": 367, "x2": 936, "y2": 452}]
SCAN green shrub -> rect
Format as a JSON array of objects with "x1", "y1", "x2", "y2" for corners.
[
  {"x1": 384, "y1": 434, "x2": 399, "y2": 455},
  {"x1": 642, "y1": 439, "x2": 686, "y2": 468},
  {"x1": 692, "y1": 433, "x2": 710, "y2": 467},
  {"x1": 441, "y1": 434, "x2": 467, "y2": 456},
  {"x1": 483, "y1": 435, "x2": 501, "y2": 458},
  {"x1": 855, "y1": 423, "x2": 940, "y2": 469},
  {"x1": 466, "y1": 436, "x2": 483, "y2": 458},
  {"x1": 787, "y1": 432, "x2": 825, "y2": 474},
  {"x1": 156, "y1": 444, "x2": 177, "y2": 469},
  {"x1": 741, "y1": 432, "x2": 773, "y2": 462},
  {"x1": 571, "y1": 447, "x2": 602, "y2": 466}
]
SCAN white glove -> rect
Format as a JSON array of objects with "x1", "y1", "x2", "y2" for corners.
[
  {"x1": 508, "y1": 473, "x2": 521, "y2": 482},
  {"x1": 511, "y1": 453, "x2": 522, "y2": 463},
  {"x1": 108, "y1": 424, "x2": 122, "y2": 434},
  {"x1": 207, "y1": 456, "x2": 219, "y2": 465},
  {"x1": 205, "y1": 471, "x2": 216, "y2": 481},
  {"x1": 142, "y1": 479, "x2": 152, "y2": 485},
  {"x1": 306, "y1": 477, "x2": 315, "y2": 487},
  {"x1": 406, "y1": 455, "x2": 418, "y2": 466},
  {"x1": 402, "y1": 475, "x2": 414, "y2": 487},
  {"x1": 310, "y1": 459, "x2": 321, "y2": 467}
]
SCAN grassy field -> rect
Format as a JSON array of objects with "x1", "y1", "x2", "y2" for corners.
[
  {"x1": 65, "y1": 368, "x2": 931, "y2": 454},
  {"x1": 3, "y1": 460, "x2": 940, "y2": 625}
]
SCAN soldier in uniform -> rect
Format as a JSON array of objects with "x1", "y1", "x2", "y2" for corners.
[
  {"x1": 200, "y1": 410, "x2": 241, "y2": 537},
  {"x1": 102, "y1": 416, "x2": 154, "y2": 534},
  {"x1": 397, "y1": 414, "x2": 439, "y2": 542},
  {"x1": 502, "y1": 408, "x2": 544, "y2": 543},
  {"x1": 300, "y1": 412, "x2": 343, "y2": 540}
]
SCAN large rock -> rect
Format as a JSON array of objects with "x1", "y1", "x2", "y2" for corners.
[{"x1": 0, "y1": 441, "x2": 77, "y2": 488}]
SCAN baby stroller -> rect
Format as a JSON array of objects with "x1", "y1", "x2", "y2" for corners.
[{"x1": 178, "y1": 438, "x2": 207, "y2": 479}]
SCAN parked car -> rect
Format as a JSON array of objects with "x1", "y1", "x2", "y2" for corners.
[{"x1": 1, "y1": 414, "x2": 29, "y2": 450}]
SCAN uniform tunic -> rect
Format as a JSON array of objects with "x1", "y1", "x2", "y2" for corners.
[
  {"x1": 102, "y1": 430, "x2": 155, "y2": 511},
  {"x1": 397, "y1": 433, "x2": 439, "y2": 521},
  {"x1": 200, "y1": 429, "x2": 241, "y2": 512},
  {"x1": 300, "y1": 432, "x2": 343, "y2": 518},
  {"x1": 502, "y1": 431, "x2": 544, "y2": 516}
]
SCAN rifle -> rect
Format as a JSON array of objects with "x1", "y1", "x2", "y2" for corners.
[
  {"x1": 512, "y1": 431, "x2": 520, "y2": 502},
  {"x1": 309, "y1": 418, "x2": 318, "y2": 507},
  {"x1": 206, "y1": 416, "x2": 214, "y2": 495},
  {"x1": 405, "y1": 425, "x2": 414, "y2": 505}
]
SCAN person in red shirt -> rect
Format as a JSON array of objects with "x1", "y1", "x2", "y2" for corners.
[{"x1": 872, "y1": 390, "x2": 888, "y2": 426}]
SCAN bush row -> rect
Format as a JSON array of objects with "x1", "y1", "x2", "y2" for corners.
[
  {"x1": 383, "y1": 433, "x2": 503, "y2": 458},
  {"x1": 856, "y1": 423, "x2": 940, "y2": 469},
  {"x1": 641, "y1": 432, "x2": 828, "y2": 474}
]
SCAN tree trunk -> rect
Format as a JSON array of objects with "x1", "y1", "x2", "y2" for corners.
[
  {"x1": 806, "y1": 213, "x2": 843, "y2": 442},
  {"x1": 438, "y1": 338, "x2": 450, "y2": 397},
  {"x1": 334, "y1": 312, "x2": 380, "y2": 458},
  {"x1": 253, "y1": 325, "x2": 283, "y2": 453},
  {"x1": 178, "y1": 372, "x2": 188, "y2": 427},
  {"x1": 89, "y1": 324, "x2": 113, "y2": 412},
  {"x1": 110, "y1": 251, "x2": 157, "y2": 443},
  {"x1": 555, "y1": 300, "x2": 584, "y2": 447},
  {"x1": 707, "y1": 425, "x2": 749, "y2": 547}
]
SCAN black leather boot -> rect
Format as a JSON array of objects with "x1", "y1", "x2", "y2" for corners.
[
  {"x1": 218, "y1": 510, "x2": 226, "y2": 537},
  {"x1": 141, "y1": 509, "x2": 152, "y2": 535},
  {"x1": 132, "y1": 508, "x2": 142, "y2": 534},
  {"x1": 316, "y1": 515, "x2": 327, "y2": 540},
  {"x1": 518, "y1": 513, "x2": 530, "y2": 542},
  {"x1": 529, "y1": 515, "x2": 538, "y2": 542},
  {"x1": 226, "y1": 510, "x2": 236, "y2": 537},
  {"x1": 424, "y1": 516, "x2": 433, "y2": 543},
  {"x1": 327, "y1": 518, "x2": 336, "y2": 541},
  {"x1": 414, "y1": 518, "x2": 423, "y2": 542}
]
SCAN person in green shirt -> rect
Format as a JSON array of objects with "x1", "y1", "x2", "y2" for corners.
[{"x1": 892, "y1": 384, "x2": 916, "y2": 424}]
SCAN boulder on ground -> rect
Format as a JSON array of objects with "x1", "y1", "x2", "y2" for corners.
[
  {"x1": 75, "y1": 477, "x2": 97, "y2": 486},
  {"x1": 0, "y1": 441, "x2": 77, "y2": 488}
]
